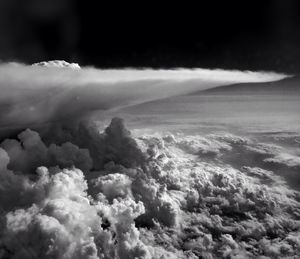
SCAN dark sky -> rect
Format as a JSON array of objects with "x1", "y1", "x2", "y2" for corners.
[{"x1": 1, "y1": 0, "x2": 300, "y2": 72}]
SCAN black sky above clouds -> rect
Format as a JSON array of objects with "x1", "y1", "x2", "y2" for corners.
[{"x1": 0, "y1": 0, "x2": 300, "y2": 72}]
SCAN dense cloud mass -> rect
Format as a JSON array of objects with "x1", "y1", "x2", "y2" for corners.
[
  {"x1": 0, "y1": 61, "x2": 297, "y2": 258},
  {"x1": 0, "y1": 117, "x2": 299, "y2": 259}
]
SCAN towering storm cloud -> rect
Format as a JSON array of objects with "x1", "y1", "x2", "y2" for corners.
[{"x1": 0, "y1": 62, "x2": 298, "y2": 259}]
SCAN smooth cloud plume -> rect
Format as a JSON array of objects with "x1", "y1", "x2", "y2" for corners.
[{"x1": 0, "y1": 62, "x2": 288, "y2": 129}]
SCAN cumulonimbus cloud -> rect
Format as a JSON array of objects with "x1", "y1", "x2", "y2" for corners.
[
  {"x1": 0, "y1": 61, "x2": 297, "y2": 259},
  {"x1": 0, "y1": 62, "x2": 289, "y2": 129}
]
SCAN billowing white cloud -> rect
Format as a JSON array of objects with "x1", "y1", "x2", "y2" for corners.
[
  {"x1": 32, "y1": 60, "x2": 81, "y2": 69},
  {"x1": 1, "y1": 117, "x2": 300, "y2": 258},
  {"x1": 264, "y1": 152, "x2": 300, "y2": 167},
  {"x1": 91, "y1": 173, "x2": 133, "y2": 202},
  {"x1": 2, "y1": 167, "x2": 103, "y2": 259},
  {"x1": 1, "y1": 128, "x2": 93, "y2": 174}
]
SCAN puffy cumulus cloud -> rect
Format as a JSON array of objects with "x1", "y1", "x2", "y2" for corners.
[
  {"x1": 131, "y1": 132, "x2": 300, "y2": 258},
  {"x1": 169, "y1": 132, "x2": 300, "y2": 189},
  {"x1": 32, "y1": 60, "x2": 81, "y2": 70},
  {"x1": 47, "y1": 142, "x2": 92, "y2": 172},
  {"x1": 100, "y1": 198, "x2": 151, "y2": 259},
  {"x1": 90, "y1": 173, "x2": 133, "y2": 202},
  {"x1": 132, "y1": 176, "x2": 181, "y2": 228},
  {"x1": 241, "y1": 166, "x2": 286, "y2": 186},
  {"x1": 1, "y1": 117, "x2": 300, "y2": 258},
  {"x1": 1, "y1": 128, "x2": 93, "y2": 173},
  {"x1": 264, "y1": 152, "x2": 300, "y2": 168},
  {"x1": 1, "y1": 167, "x2": 102, "y2": 259},
  {"x1": 175, "y1": 134, "x2": 233, "y2": 158},
  {"x1": 41, "y1": 117, "x2": 145, "y2": 170},
  {"x1": 254, "y1": 132, "x2": 300, "y2": 148},
  {"x1": 0, "y1": 147, "x2": 33, "y2": 210},
  {"x1": 0, "y1": 62, "x2": 288, "y2": 129},
  {"x1": 0, "y1": 166, "x2": 151, "y2": 259},
  {"x1": 1, "y1": 129, "x2": 48, "y2": 174}
]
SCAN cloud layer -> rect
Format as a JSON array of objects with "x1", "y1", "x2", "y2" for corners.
[{"x1": 0, "y1": 117, "x2": 299, "y2": 258}]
